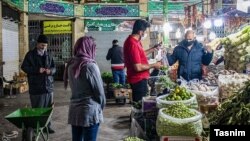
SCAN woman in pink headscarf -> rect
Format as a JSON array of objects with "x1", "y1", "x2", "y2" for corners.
[{"x1": 64, "y1": 36, "x2": 106, "y2": 141}]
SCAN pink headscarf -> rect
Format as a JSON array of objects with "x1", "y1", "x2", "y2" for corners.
[{"x1": 64, "y1": 36, "x2": 96, "y2": 89}]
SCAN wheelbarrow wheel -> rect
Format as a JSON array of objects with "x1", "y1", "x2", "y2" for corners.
[{"x1": 26, "y1": 127, "x2": 35, "y2": 141}]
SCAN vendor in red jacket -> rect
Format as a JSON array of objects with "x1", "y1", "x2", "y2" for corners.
[{"x1": 124, "y1": 19, "x2": 162, "y2": 102}]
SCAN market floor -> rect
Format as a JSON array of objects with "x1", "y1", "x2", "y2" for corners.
[{"x1": 0, "y1": 82, "x2": 131, "y2": 141}]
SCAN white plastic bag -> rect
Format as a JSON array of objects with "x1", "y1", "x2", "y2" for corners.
[
  {"x1": 156, "y1": 108, "x2": 203, "y2": 136},
  {"x1": 156, "y1": 94, "x2": 198, "y2": 109},
  {"x1": 190, "y1": 86, "x2": 219, "y2": 106}
]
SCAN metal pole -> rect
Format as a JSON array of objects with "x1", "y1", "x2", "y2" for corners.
[{"x1": 163, "y1": 0, "x2": 169, "y2": 47}]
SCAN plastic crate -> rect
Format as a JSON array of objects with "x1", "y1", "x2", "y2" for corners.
[{"x1": 160, "y1": 136, "x2": 201, "y2": 141}]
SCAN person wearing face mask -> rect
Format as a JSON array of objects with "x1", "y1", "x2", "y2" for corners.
[
  {"x1": 124, "y1": 19, "x2": 162, "y2": 102},
  {"x1": 21, "y1": 34, "x2": 56, "y2": 133},
  {"x1": 167, "y1": 30, "x2": 213, "y2": 81}
]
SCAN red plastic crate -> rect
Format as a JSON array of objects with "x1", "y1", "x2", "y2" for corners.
[{"x1": 160, "y1": 136, "x2": 201, "y2": 141}]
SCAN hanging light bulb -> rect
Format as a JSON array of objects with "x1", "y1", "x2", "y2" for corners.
[
  {"x1": 84, "y1": 27, "x2": 88, "y2": 33},
  {"x1": 214, "y1": 18, "x2": 223, "y2": 27},
  {"x1": 176, "y1": 28, "x2": 181, "y2": 39},
  {"x1": 204, "y1": 20, "x2": 212, "y2": 29},
  {"x1": 209, "y1": 32, "x2": 216, "y2": 40},
  {"x1": 163, "y1": 22, "x2": 172, "y2": 32}
]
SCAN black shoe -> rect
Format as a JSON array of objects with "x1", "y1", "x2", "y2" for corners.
[{"x1": 43, "y1": 128, "x2": 55, "y2": 134}]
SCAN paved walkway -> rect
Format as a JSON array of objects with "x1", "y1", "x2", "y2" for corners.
[{"x1": 0, "y1": 82, "x2": 131, "y2": 141}]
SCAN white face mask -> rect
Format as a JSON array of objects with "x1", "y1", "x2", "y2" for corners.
[
  {"x1": 141, "y1": 33, "x2": 147, "y2": 40},
  {"x1": 37, "y1": 48, "x2": 46, "y2": 56}
]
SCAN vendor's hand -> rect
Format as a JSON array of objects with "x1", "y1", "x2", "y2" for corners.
[
  {"x1": 205, "y1": 45, "x2": 213, "y2": 53},
  {"x1": 153, "y1": 42, "x2": 162, "y2": 49},
  {"x1": 45, "y1": 69, "x2": 51, "y2": 75},
  {"x1": 167, "y1": 48, "x2": 174, "y2": 54},
  {"x1": 153, "y1": 62, "x2": 162, "y2": 70},
  {"x1": 39, "y1": 68, "x2": 46, "y2": 73}
]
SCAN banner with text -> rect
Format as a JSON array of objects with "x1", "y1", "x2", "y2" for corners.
[{"x1": 43, "y1": 21, "x2": 72, "y2": 34}]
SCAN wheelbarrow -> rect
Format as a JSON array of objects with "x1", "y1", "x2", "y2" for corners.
[{"x1": 5, "y1": 107, "x2": 53, "y2": 141}]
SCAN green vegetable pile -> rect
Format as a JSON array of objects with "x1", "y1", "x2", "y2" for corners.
[
  {"x1": 124, "y1": 137, "x2": 144, "y2": 141},
  {"x1": 156, "y1": 103, "x2": 203, "y2": 136},
  {"x1": 101, "y1": 72, "x2": 113, "y2": 84},
  {"x1": 111, "y1": 83, "x2": 124, "y2": 89},
  {"x1": 160, "y1": 66, "x2": 168, "y2": 71},
  {"x1": 158, "y1": 76, "x2": 176, "y2": 89},
  {"x1": 162, "y1": 103, "x2": 195, "y2": 118},
  {"x1": 208, "y1": 81, "x2": 250, "y2": 125},
  {"x1": 165, "y1": 86, "x2": 193, "y2": 101},
  {"x1": 132, "y1": 101, "x2": 142, "y2": 110}
]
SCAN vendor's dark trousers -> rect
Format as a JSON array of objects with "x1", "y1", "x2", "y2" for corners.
[
  {"x1": 130, "y1": 79, "x2": 148, "y2": 102},
  {"x1": 30, "y1": 93, "x2": 53, "y2": 128},
  {"x1": 71, "y1": 124, "x2": 99, "y2": 141}
]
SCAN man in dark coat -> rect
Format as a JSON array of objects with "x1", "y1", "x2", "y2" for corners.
[
  {"x1": 106, "y1": 39, "x2": 126, "y2": 85},
  {"x1": 167, "y1": 30, "x2": 213, "y2": 81},
  {"x1": 21, "y1": 34, "x2": 56, "y2": 133}
]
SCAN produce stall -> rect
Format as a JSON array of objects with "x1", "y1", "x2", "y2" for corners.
[{"x1": 125, "y1": 25, "x2": 250, "y2": 140}]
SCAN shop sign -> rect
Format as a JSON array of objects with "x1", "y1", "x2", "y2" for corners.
[
  {"x1": 149, "y1": 0, "x2": 198, "y2": 2},
  {"x1": 148, "y1": 2, "x2": 185, "y2": 14},
  {"x1": 84, "y1": 4, "x2": 139, "y2": 17},
  {"x1": 2, "y1": 0, "x2": 24, "y2": 10},
  {"x1": 85, "y1": 19, "x2": 135, "y2": 31},
  {"x1": 43, "y1": 21, "x2": 72, "y2": 34},
  {"x1": 28, "y1": 0, "x2": 74, "y2": 16}
]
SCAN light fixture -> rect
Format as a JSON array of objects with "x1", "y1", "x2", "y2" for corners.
[
  {"x1": 98, "y1": 27, "x2": 102, "y2": 31},
  {"x1": 163, "y1": 22, "x2": 172, "y2": 32},
  {"x1": 204, "y1": 20, "x2": 212, "y2": 29},
  {"x1": 214, "y1": 18, "x2": 223, "y2": 27},
  {"x1": 184, "y1": 27, "x2": 192, "y2": 33},
  {"x1": 175, "y1": 28, "x2": 181, "y2": 39},
  {"x1": 209, "y1": 32, "x2": 216, "y2": 40},
  {"x1": 84, "y1": 27, "x2": 88, "y2": 33}
]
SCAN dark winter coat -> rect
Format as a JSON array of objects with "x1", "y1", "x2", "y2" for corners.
[
  {"x1": 167, "y1": 40, "x2": 213, "y2": 81},
  {"x1": 21, "y1": 48, "x2": 56, "y2": 95},
  {"x1": 106, "y1": 45, "x2": 124, "y2": 65}
]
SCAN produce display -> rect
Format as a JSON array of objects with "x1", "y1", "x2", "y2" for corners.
[
  {"x1": 165, "y1": 86, "x2": 193, "y2": 101},
  {"x1": 156, "y1": 103, "x2": 203, "y2": 136},
  {"x1": 202, "y1": 72, "x2": 218, "y2": 86},
  {"x1": 162, "y1": 103, "x2": 196, "y2": 118},
  {"x1": 208, "y1": 81, "x2": 250, "y2": 125},
  {"x1": 218, "y1": 73, "x2": 249, "y2": 100},
  {"x1": 151, "y1": 76, "x2": 176, "y2": 95},
  {"x1": 124, "y1": 137, "x2": 144, "y2": 141},
  {"x1": 156, "y1": 87, "x2": 198, "y2": 109},
  {"x1": 209, "y1": 25, "x2": 250, "y2": 72}
]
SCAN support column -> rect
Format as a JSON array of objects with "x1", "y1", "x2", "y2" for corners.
[
  {"x1": 140, "y1": 0, "x2": 150, "y2": 49},
  {"x1": 72, "y1": 18, "x2": 84, "y2": 46},
  {"x1": 0, "y1": 1, "x2": 3, "y2": 76},
  {"x1": 19, "y1": 12, "x2": 29, "y2": 69}
]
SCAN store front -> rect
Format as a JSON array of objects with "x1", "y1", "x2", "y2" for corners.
[
  {"x1": 28, "y1": 0, "x2": 75, "y2": 80},
  {"x1": 1, "y1": 5, "x2": 20, "y2": 80}
]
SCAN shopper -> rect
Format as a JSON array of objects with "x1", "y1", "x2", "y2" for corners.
[
  {"x1": 167, "y1": 30, "x2": 213, "y2": 81},
  {"x1": 21, "y1": 34, "x2": 56, "y2": 133},
  {"x1": 106, "y1": 39, "x2": 125, "y2": 85},
  {"x1": 64, "y1": 36, "x2": 106, "y2": 141},
  {"x1": 124, "y1": 19, "x2": 162, "y2": 102}
]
